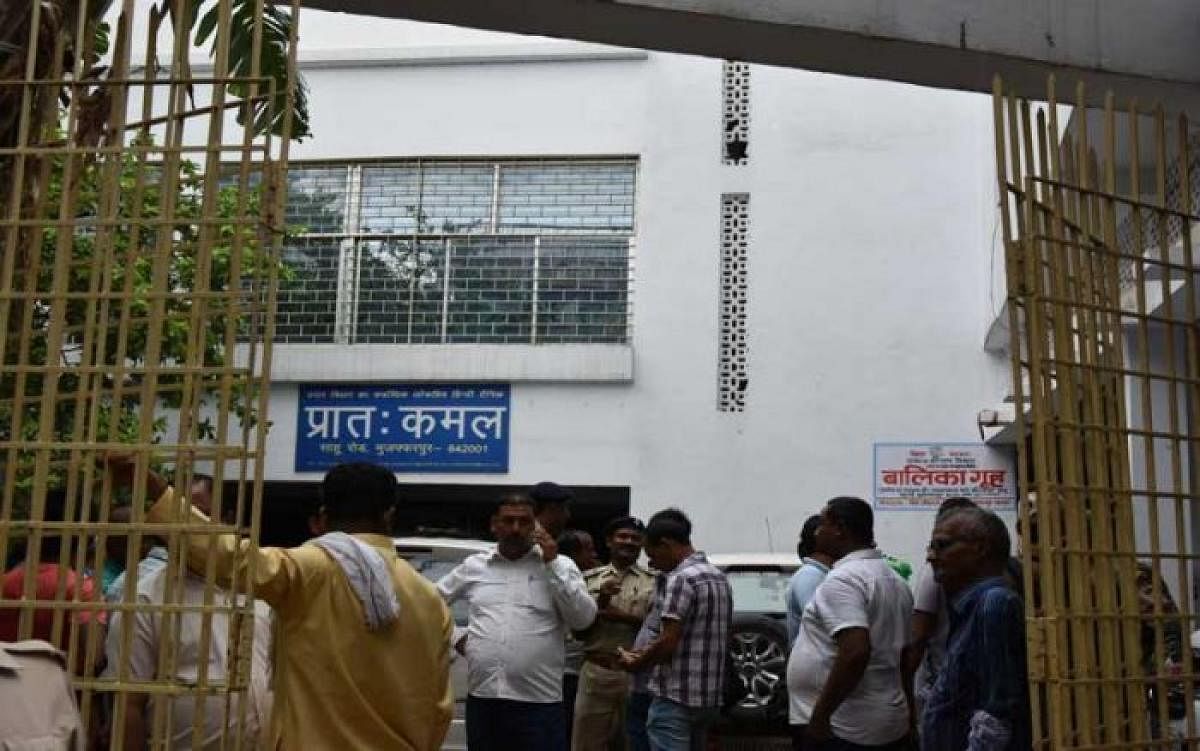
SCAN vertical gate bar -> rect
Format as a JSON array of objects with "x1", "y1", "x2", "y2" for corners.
[
  {"x1": 1099, "y1": 92, "x2": 1166, "y2": 743},
  {"x1": 0, "y1": 0, "x2": 64, "y2": 595},
  {"x1": 1152, "y1": 104, "x2": 1192, "y2": 751},
  {"x1": 36, "y1": 0, "x2": 99, "y2": 668},
  {"x1": 1040, "y1": 82, "x2": 1075, "y2": 749},
  {"x1": 1099, "y1": 92, "x2": 1154, "y2": 746},
  {"x1": 1025, "y1": 97, "x2": 1051, "y2": 750},
  {"x1": 151, "y1": 0, "x2": 201, "y2": 743},
  {"x1": 184, "y1": 0, "x2": 237, "y2": 739},
  {"x1": 1044, "y1": 84, "x2": 1099, "y2": 749},
  {"x1": 10, "y1": 0, "x2": 71, "y2": 647},
  {"x1": 1123, "y1": 93, "x2": 1171, "y2": 748},
  {"x1": 1076, "y1": 83, "x2": 1129, "y2": 747},
  {"x1": 235, "y1": 0, "x2": 300, "y2": 745},
  {"x1": 1173, "y1": 112, "x2": 1200, "y2": 746},
  {"x1": 0, "y1": 0, "x2": 44, "y2": 608},
  {"x1": 1079, "y1": 93, "x2": 1125, "y2": 745},
  {"x1": 110, "y1": 6, "x2": 173, "y2": 742},
  {"x1": 57, "y1": 0, "x2": 104, "y2": 722},
  {"x1": 75, "y1": 0, "x2": 141, "y2": 723}
]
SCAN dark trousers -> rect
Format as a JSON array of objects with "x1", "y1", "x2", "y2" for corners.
[
  {"x1": 467, "y1": 695, "x2": 566, "y2": 751},
  {"x1": 790, "y1": 726, "x2": 911, "y2": 751},
  {"x1": 564, "y1": 673, "x2": 580, "y2": 748},
  {"x1": 627, "y1": 691, "x2": 652, "y2": 751}
]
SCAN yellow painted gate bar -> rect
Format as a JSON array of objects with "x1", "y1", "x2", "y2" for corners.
[
  {"x1": 0, "y1": 0, "x2": 297, "y2": 746},
  {"x1": 996, "y1": 77, "x2": 1200, "y2": 749}
]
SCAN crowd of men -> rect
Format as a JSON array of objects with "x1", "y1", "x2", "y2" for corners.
[
  {"x1": 783, "y1": 497, "x2": 1029, "y2": 751},
  {"x1": 0, "y1": 461, "x2": 1183, "y2": 750}
]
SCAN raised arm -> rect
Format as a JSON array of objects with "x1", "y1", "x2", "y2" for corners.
[{"x1": 107, "y1": 456, "x2": 304, "y2": 610}]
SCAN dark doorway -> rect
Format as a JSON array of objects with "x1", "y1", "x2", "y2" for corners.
[{"x1": 254, "y1": 480, "x2": 631, "y2": 555}]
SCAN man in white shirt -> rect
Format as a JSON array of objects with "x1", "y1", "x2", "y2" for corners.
[
  {"x1": 0, "y1": 639, "x2": 84, "y2": 750},
  {"x1": 104, "y1": 565, "x2": 273, "y2": 750},
  {"x1": 438, "y1": 494, "x2": 597, "y2": 751},
  {"x1": 786, "y1": 496, "x2": 913, "y2": 751},
  {"x1": 103, "y1": 476, "x2": 273, "y2": 751}
]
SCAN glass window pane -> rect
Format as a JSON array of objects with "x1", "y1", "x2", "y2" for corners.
[
  {"x1": 275, "y1": 238, "x2": 340, "y2": 343},
  {"x1": 446, "y1": 237, "x2": 534, "y2": 344},
  {"x1": 355, "y1": 239, "x2": 446, "y2": 344},
  {"x1": 418, "y1": 163, "x2": 493, "y2": 234},
  {"x1": 536, "y1": 237, "x2": 629, "y2": 343},
  {"x1": 286, "y1": 167, "x2": 347, "y2": 234},
  {"x1": 360, "y1": 165, "x2": 420, "y2": 235},
  {"x1": 498, "y1": 162, "x2": 635, "y2": 234}
]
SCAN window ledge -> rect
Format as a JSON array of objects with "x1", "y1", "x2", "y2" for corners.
[{"x1": 253, "y1": 343, "x2": 633, "y2": 383}]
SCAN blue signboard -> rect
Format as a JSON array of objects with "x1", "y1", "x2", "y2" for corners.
[{"x1": 295, "y1": 383, "x2": 510, "y2": 473}]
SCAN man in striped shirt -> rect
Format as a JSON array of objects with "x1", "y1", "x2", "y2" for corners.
[{"x1": 618, "y1": 508, "x2": 732, "y2": 751}]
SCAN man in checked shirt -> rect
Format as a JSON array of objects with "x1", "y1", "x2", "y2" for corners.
[{"x1": 617, "y1": 508, "x2": 732, "y2": 751}]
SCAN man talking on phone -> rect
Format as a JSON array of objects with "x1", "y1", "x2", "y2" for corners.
[{"x1": 438, "y1": 494, "x2": 597, "y2": 751}]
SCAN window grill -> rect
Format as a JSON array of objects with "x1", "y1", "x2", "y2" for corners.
[{"x1": 278, "y1": 158, "x2": 637, "y2": 345}]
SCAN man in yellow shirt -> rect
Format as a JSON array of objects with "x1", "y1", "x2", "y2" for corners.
[{"x1": 109, "y1": 458, "x2": 453, "y2": 751}]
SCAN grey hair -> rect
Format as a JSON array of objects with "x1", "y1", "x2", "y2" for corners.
[{"x1": 942, "y1": 507, "x2": 1010, "y2": 564}]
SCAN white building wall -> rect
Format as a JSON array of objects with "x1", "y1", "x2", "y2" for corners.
[{"x1": 248, "y1": 14, "x2": 1012, "y2": 569}]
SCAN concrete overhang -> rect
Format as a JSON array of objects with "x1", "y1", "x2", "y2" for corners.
[{"x1": 299, "y1": 0, "x2": 1200, "y2": 113}]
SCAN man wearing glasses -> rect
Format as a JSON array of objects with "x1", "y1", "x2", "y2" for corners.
[{"x1": 919, "y1": 506, "x2": 1030, "y2": 751}]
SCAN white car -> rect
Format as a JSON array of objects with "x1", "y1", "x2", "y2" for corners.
[
  {"x1": 394, "y1": 536, "x2": 494, "y2": 751},
  {"x1": 707, "y1": 553, "x2": 799, "y2": 729}
]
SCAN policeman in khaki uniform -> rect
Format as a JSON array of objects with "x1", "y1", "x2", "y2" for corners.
[
  {"x1": 0, "y1": 639, "x2": 84, "y2": 750},
  {"x1": 573, "y1": 517, "x2": 655, "y2": 751}
]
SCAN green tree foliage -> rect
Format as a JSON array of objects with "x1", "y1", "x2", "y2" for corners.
[{"x1": 0, "y1": 142, "x2": 291, "y2": 501}]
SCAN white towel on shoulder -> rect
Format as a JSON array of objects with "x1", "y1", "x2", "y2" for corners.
[{"x1": 312, "y1": 532, "x2": 400, "y2": 630}]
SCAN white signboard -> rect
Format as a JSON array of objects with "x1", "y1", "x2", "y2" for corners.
[{"x1": 873, "y1": 443, "x2": 1017, "y2": 510}]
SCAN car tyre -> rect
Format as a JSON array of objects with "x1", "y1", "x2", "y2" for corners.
[{"x1": 723, "y1": 614, "x2": 789, "y2": 725}]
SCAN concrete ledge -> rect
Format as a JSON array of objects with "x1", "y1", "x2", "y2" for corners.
[
  {"x1": 301, "y1": 0, "x2": 1200, "y2": 112},
  {"x1": 261, "y1": 343, "x2": 634, "y2": 383},
  {"x1": 156, "y1": 42, "x2": 649, "y2": 74}
]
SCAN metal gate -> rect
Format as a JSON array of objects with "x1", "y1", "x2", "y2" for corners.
[
  {"x1": 995, "y1": 77, "x2": 1200, "y2": 749},
  {"x1": 0, "y1": 0, "x2": 297, "y2": 746}
]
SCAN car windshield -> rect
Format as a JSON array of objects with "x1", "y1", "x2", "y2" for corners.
[
  {"x1": 401, "y1": 552, "x2": 470, "y2": 626},
  {"x1": 724, "y1": 569, "x2": 793, "y2": 613}
]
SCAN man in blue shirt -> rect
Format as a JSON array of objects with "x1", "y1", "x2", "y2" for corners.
[
  {"x1": 784, "y1": 515, "x2": 832, "y2": 646},
  {"x1": 920, "y1": 506, "x2": 1030, "y2": 751}
]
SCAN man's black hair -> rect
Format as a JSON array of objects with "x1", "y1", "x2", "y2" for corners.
[
  {"x1": 645, "y1": 507, "x2": 692, "y2": 546},
  {"x1": 495, "y1": 493, "x2": 535, "y2": 514},
  {"x1": 321, "y1": 462, "x2": 397, "y2": 523},
  {"x1": 603, "y1": 515, "x2": 645, "y2": 540},
  {"x1": 557, "y1": 530, "x2": 590, "y2": 559},
  {"x1": 529, "y1": 481, "x2": 573, "y2": 513},
  {"x1": 797, "y1": 514, "x2": 822, "y2": 559},
  {"x1": 825, "y1": 496, "x2": 874, "y2": 546},
  {"x1": 937, "y1": 496, "x2": 976, "y2": 520}
]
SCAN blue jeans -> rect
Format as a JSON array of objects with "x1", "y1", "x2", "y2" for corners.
[
  {"x1": 627, "y1": 691, "x2": 652, "y2": 751},
  {"x1": 466, "y1": 695, "x2": 566, "y2": 751},
  {"x1": 646, "y1": 697, "x2": 717, "y2": 751}
]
